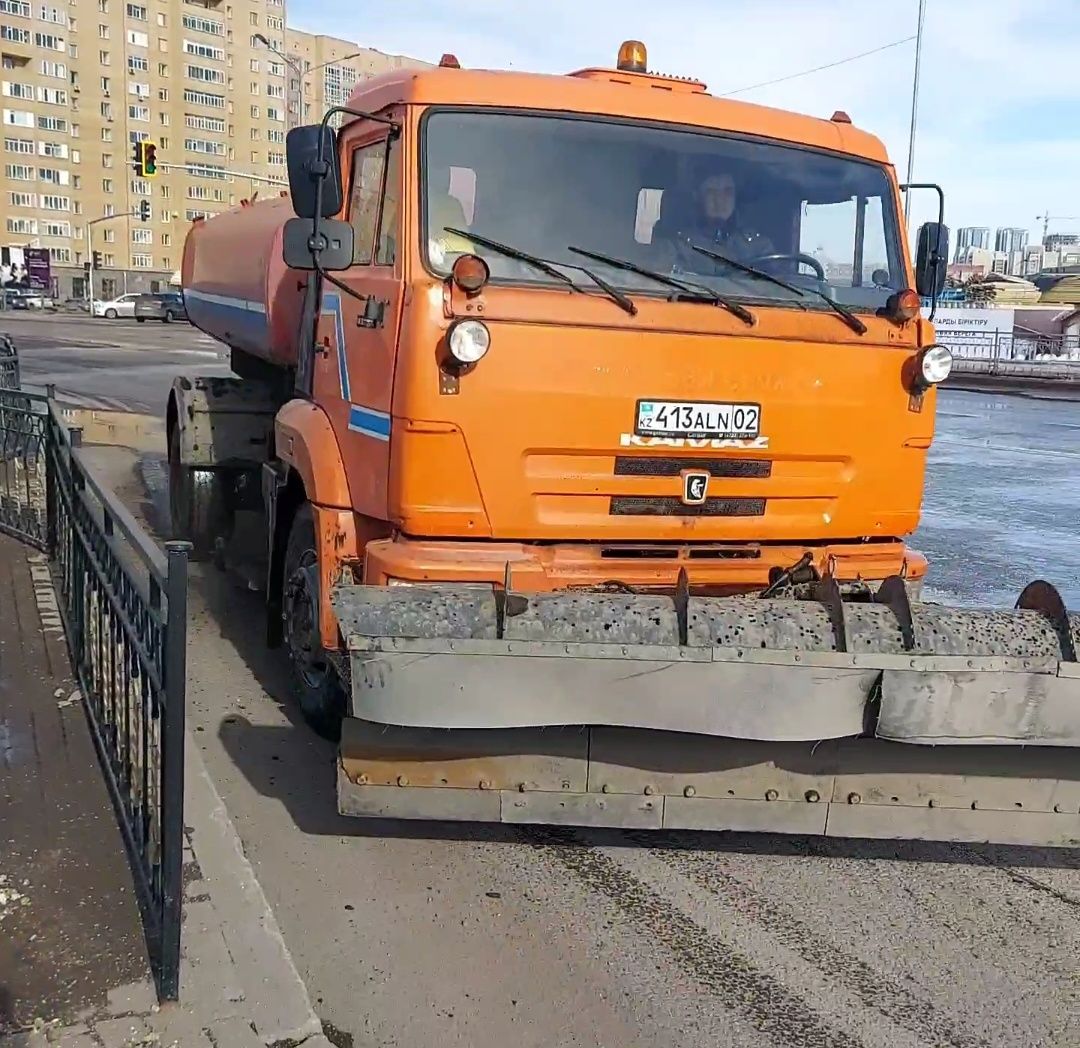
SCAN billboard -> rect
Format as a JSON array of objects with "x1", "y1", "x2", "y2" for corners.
[
  {"x1": 24, "y1": 247, "x2": 51, "y2": 291},
  {"x1": 921, "y1": 306, "x2": 1015, "y2": 358}
]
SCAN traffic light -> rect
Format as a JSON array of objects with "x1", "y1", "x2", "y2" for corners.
[
  {"x1": 92, "y1": 250, "x2": 102, "y2": 269},
  {"x1": 143, "y1": 141, "x2": 157, "y2": 178},
  {"x1": 138, "y1": 199, "x2": 150, "y2": 223},
  {"x1": 132, "y1": 140, "x2": 144, "y2": 176}
]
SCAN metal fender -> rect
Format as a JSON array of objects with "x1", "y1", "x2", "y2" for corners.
[{"x1": 275, "y1": 398, "x2": 352, "y2": 509}]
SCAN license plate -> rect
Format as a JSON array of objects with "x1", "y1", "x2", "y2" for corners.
[{"x1": 635, "y1": 399, "x2": 761, "y2": 439}]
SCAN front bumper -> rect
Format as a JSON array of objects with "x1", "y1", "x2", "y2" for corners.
[{"x1": 362, "y1": 535, "x2": 928, "y2": 593}]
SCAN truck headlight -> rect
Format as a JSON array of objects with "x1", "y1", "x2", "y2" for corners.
[
  {"x1": 447, "y1": 319, "x2": 490, "y2": 365},
  {"x1": 919, "y1": 344, "x2": 953, "y2": 385}
]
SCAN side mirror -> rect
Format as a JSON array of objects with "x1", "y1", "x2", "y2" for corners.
[
  {"x1": 915, "y1": 222, "x2": 949, "y2": 298},
  {"x1": 286, "y1": 124, "x2": 343, "y2": 219},
  {"x1": 282, "y1": 216, "x2": 354, "y2": 272}
]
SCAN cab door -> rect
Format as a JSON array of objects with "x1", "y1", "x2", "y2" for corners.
[{"x1": 312, "y1": 118, "x2": 404, "y2": 524}]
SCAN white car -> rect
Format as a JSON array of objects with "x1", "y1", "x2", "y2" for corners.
[{"x1": 92, "y1": 293, "x2": 140, "y2": 319}]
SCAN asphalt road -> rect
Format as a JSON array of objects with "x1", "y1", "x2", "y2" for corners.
[
  {"x1": 18, "y1": 317, "x2": 1080, "y2": 1048},
  {"x1": 0, "y1": 312, "x2": 231, "y2": 414}
]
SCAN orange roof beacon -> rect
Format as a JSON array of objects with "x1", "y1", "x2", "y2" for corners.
[{"x1": 174, "y1": 41, "x2": 1079, "y2": 848}]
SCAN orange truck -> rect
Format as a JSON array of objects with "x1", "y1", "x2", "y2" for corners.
[{"x1": 175, "y1": 41, "x2": 1079, "y2": 846}]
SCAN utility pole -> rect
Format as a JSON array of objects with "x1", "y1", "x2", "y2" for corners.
[
  {"x1": 904, "y1": 0, "x2": 927, "y2": 222},
  {"x1": 87, "y1": 211, "x2": 137, "y2": 314}
]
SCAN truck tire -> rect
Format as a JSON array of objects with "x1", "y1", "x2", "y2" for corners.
[
  {"x1": 167, "y1": 422, "x2": 226, "y2": 560},
  {"x1": 282, "y1": 503, "x2": 345, "y2": 741}
]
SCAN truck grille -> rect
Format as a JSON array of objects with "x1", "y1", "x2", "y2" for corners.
[
  {"x1": 614, "y1": 456, "x2": 772, "y2": 478},
  {"x1": 610, "y1": 496, "x2": 767, "y2": 517}
]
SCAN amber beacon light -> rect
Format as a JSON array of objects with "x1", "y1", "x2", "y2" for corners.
[{"x1": 617, "y1": 40, "x2": 648, "y2": 72}]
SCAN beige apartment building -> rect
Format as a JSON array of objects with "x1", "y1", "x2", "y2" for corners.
[
  {"x1": 283, "y1": 28, "x2": 429, "y2": 129},
  {"x1": 0, "y1": 1, "x2": 429, "y2": 302}
]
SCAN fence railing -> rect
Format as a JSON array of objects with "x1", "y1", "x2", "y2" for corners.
[
  {"x1": 941, "y1": 332, "x2": 1080, "y2": 363},
  {"x1": 0, "y1": 375, "x2": 188, "y2": 1001}
]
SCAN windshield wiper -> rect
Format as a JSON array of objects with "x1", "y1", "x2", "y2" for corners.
[
  {"x1": 443, "y1": 228, "x2": 636, "y2": 316},
  {"x1": 568, "y1": 245, "x2": 754, "y2": 326},
  {"x1": 690, "y1": 243, "x2": 867, "y2": 335}
]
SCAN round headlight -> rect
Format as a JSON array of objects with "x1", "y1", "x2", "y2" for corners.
[
  {"x1": 919, "y1": 344, "x2": 953, "y2": 385},
  {"x1": 447, "y1": 319, "x2": 490, "y2": 364}
]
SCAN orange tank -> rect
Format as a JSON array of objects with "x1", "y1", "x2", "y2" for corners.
[{"x1": 181, "y1": 194, "x2": 305, "y2": 368}]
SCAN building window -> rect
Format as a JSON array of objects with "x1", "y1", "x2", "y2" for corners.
[
  {"x1": 40, "y1": 60, "x2": 66, "y2": 79},
  {"x1": 101, "y1": 177, "x2": 112, "y2": 192},
  {"x1": 183, "y1": 88, "x2": 225, "y2": 109},
  {"x1": 38, "y1": 140, "x2": 67, "y2": 158},
  {"x1": 102, "y1": 227, "x2": 115, "y2": 243},
  {"x1": 182, "y1": 13, "x2": 222, "y2": 36},
  {"x1": 33, "y1": 32, "x2": 64, "y2": 51},
  {"x1": 184, "y1": 136, "x2": 224, "y2": 156},
  {"x1": 38, "y1": 166, "x2": 68, "y2": 185},
  {"x1": 186, "y1": 63, "x2": 223, "y2": 84},
  {"x1": 127, "y1": 54, "x2": 147, "y2": 73},
  {"x1": 0, "y1": 25, "x2": 30, "y2": 43},
  {"x1": 3, "y1": 161, "x2": 32, "y2": 178},
  {"x1": 125, "y1": 29, "x2": 147, "y2": 47},
  {"x1": 184, "y1": 39, "x2": 224, "y2": 61},
  {"x1": 266, "y1": 106, "x2": 283, "y2": 123},
  {"x1": 100, "y1": 127, "x2": 111, "y2": 142},
  {"x1": 0, "y1": 1, "x2": 32, "y2": 16},
  {"x1": 7, "y1": 217, "x2": 37, "y2": 234},
  {"x1": 128, "y1": 103, "x2": 149, "y2": 122},
  {"x1": 98, "y1": 23, "x2": 108, "y2": 38},
  {"x1": 38, "y1": 114, "x2": 66, "y2": 132},
  {"x1": 185, "y1": 112, "x2": 224, "y2": 133},
  {"x1": 131, "y1": 177, "x2": 150, "y2": 194},
  {"x1": 36, "y1": 85, "x2": 67, "y2": 105},
  {"x1": 42, "y1": 194, "x2": 70, "y2": 210},
  {"x1": 2, "y1": 109, "x2": 34, "y2": 127},
  {"x1": 3, "y1": 136, "x2": 32, "y2": 153},
  {"x1": 132, "y1": 227, "x2": 152, "y2": 244},
  {"x1": 131, "y1": 253, "x2": 153, "y2": 269},
  {"x1": 43, "y1": 221, "x2": 71, "y2": 238},
  {"x1": 7, "y1": 190, "x2": 35, "y2": 206},
  {"x1": 49, "y1": 247, "x2": 72, "y2": 264},
  {"x1": 2, "y1": 82, "x2": 34, "y2": 100}
]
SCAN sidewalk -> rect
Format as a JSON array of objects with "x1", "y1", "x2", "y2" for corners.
[{"x1": 0, "y1": 534, "x2": 332, "y2": 1048}]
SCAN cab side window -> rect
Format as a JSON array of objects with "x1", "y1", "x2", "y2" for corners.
[
  {"x1": 375, "y1": 136, "x2": 401, "y2": 266},
  {"x1": 347, "y1": 139, "x2": 388, "y2": 265}
]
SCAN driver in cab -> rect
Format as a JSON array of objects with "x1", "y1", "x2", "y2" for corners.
[{"x1": 680, "y1": 169, "x2": 773, "y2": 263}]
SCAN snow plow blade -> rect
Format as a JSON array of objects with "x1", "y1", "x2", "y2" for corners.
[{"x1": 330, "y1": 578, "x2": 1080, "y2": 846}]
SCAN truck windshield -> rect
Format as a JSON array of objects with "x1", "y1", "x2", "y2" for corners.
[{"x1": 423, "y1": 110, "x2": 906, "y2": 313}]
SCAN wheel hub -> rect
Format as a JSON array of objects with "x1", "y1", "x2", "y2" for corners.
[{"x1": 284, "y1": 559, "x2": 329, "y2": 688}]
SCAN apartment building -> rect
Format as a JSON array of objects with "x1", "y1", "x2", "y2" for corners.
[
  {"x1": 283, "y1": 28, "x2": 429, "y2": 129},
  {"x1": 0, "y1": 5, "x2": 432, "y2": 301},
  {"x1": 1, "y1": 0, "x2": 290, "y2": 300}
]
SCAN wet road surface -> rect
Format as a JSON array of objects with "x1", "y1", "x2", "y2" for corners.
[{"x1": 83, "y1": 386, "x2": 1079, "y2": 1048}]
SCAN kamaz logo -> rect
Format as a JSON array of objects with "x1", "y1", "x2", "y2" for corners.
[{"x1": 681, "y1": 470, "x2": 709, "y2": 506}]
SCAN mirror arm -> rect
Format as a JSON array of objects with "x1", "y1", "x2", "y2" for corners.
[{"x1": 900, "y1": 181, "x2": 947, "y2": 321}]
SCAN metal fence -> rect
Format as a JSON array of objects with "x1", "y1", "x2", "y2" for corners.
[
  {"x1": 0, "y1": 367, "x2": 188, "y2": 1001},
  {"x1": 942, "y1": 331, "x2": 1080, "y2": 363}
]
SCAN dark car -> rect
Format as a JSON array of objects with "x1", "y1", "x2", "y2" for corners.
[{"x1": 134, "y1": 291, "x2": 187, "y2": 323}]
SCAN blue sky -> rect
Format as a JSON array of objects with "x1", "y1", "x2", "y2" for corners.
[{"x1": 287, "y1": 0, "x2": 1080, "y2": 242}]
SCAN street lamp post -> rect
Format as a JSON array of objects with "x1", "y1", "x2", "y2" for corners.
[
  {"x1": 254, "y1": 33, "x2": 370, "y2": 128},
  {"x1": 903, "y1": 0, "x2": 927, "y2": 222},
  {"x1": 86, "y1": 211, "x2": 137, "y2": 314}
]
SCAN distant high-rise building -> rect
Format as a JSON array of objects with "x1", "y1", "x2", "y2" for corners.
[
  {"x1": 954, "y1": 226, "x2": 991, "y2": 261},
  {"x1": 1044, "y1": 233, "x2": 1080, "y2": 252},
  {"x1": 995, "y1": 227, "x2": 1029, "y2": 255}
]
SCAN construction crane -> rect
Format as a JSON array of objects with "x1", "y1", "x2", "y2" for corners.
[{"x1": 1036, "y1": 213, "x2": 1080, "y2": 243}]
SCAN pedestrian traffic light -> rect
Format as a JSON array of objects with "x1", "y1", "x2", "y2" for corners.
[
  {"x1": 132, "y1": 140, "x2": 144, "y2": 177},
  {"x1": 143, "y1": 141, "x2": 157, "y2": 178},
  {"x1": 138, "y1": 199, "x2": 150, "y2": 223}
]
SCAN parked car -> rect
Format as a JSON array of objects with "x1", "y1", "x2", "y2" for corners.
[
  {"x1": 92, "y1": 293, "x2": 140, "y2": 319},
  {"x1": 134, "y1": 291, "x2": 187, "y2": 324},
  {"x1": 3, "y1": 288, "x2": 54, "y2": 310}
]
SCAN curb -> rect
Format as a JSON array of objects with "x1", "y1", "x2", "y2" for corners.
[
  {"x1": 183, "y1": 739, "x2": 332, "y2": 1048},
  {"x1": 54, "y1": 407, "x2": 164, "y2": 450}
]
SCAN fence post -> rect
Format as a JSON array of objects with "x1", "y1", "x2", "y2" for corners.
[
  {"x1": 158, "y1": 539, "x2": 190, "y2": 1001},
  {"x1": 44, "y1": 392, "x2": 57, "y2": 554}
]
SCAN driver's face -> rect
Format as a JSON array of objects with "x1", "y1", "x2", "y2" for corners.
[{"x1": 701, "y1": 174, "x2": 736, "y2": 222}]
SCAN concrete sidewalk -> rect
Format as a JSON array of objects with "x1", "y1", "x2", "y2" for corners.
[{"x1": 0, "y1": 535, "x2": 332, "y2": 1048}]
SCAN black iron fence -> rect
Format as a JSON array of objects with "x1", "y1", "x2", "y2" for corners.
[{"x1": 0, "y1": 366, "x2": 188, "y2": 1000}]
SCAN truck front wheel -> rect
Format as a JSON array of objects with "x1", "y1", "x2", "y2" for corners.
[{"x1": 282, "y1": 503, "x2": 345, "y2": 741}]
